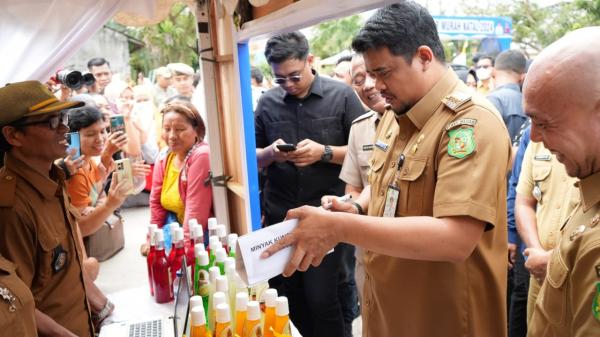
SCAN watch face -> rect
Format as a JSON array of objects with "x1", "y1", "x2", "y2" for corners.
[{"x1": 322, "y1": 145, "x2": 333, "y2": 162}]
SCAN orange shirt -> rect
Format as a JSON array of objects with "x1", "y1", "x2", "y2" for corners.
[{"x1": 67, "y1": 159, "x2": 103, "y2": 209}]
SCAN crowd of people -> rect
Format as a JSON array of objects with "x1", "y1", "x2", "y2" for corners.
[{"x1": 1, "y1": 1, "x2": 600, "y2": 337}]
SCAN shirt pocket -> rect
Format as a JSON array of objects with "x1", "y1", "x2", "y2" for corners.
[
  {"x1": 367, "y1": 150, "x2": 386, "y2": 186},
  {"x1": 311, "y1": 117, "x2": 344, "y2": 145},
  {"x1": 36, "y1": 219, "x2": 69, "y2": 285},
  {"x1": 539, "y1": 248, "x2": 569, "y2": 325},
  {"x1": 532, "y1": 163, "x2": 552, "y2": 204},
  {"x1": 398, "y1": 155, "x2": 428, "y2": 216},
  {"x1": 358, "y1": 150, "x2": 372, "y2": 170}
]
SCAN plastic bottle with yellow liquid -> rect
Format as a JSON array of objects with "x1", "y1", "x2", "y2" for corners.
[
  {"x1": 243, "y1": 301, "x2": 262, "y2": 337},
  {"x1": 215, "y1": 303, "x2": 233, "y2": 337},
  {"x1": 234, "y1": 292, "x2": 248, "y2": 337},
  {"x1": 191, "y1": 305, "x2": 208, "y2": 337},
  {"x1": 263, "y1": 289, "x2": 277, "y2": 337},
  {"x1": 211, "y1": 291, "x2": 227, "y2": 333},
  {"x1": 274, "y1": 296, "x2": 291, "y2": 335}
]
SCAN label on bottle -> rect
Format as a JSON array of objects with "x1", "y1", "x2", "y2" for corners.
[
  {"x1": 198, "y1": 269, "x2": 210, "y2": 296},
  {"x1": 217, "y1": 325, "x2": 233, "y2": 337}
]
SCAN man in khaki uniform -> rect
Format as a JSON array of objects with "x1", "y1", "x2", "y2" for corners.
[
  {"x1": 515, "y1": 141, "x2": 578, "y2": 321},
  {"x1": 263, "y1": 3, "x2": 511, "y2": 336},
  {"x1": 525, "y1": 27, "x2": 600, "y2": 337},
  {"x1": 0, "y1": 255, "x2": 37, "y2": 336},
  {"x1": 338, "y1": 53, "x2": 386, "y2": 301},
  {"x1": 0, "y1": 81, "x2": 94, "y2": 337}
]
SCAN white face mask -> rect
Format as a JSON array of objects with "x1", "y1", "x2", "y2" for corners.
[
  {"x1": 132, "y1": 101, "x2": 154, "y2": 116},
  {"x1": 476, "y1": 68, "x2": 492, "y2": 81}
]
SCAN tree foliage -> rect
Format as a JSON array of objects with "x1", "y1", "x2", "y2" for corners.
[
  {"x1": 128, "y1": 3, "x2": 198, "y2": 77},
  {"x1": 309, "y1": 15, "x2": 363, "y2": 59}
]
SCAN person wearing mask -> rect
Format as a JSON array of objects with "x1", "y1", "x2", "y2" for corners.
[
  {"x1": 0, "y1": 254, "x2": 37, "y2": 336},
  {"x1": 525, "y1": 26, "x2": 600, "y2": 337},
  {"x1": 475, "y1": 55, "x2": 495, "y2": 95},
  {"x1": 255, "y1": 31, "x2": 364, "y2": 337},
  {"x1": 103, "y1": 80, "x2": 145, "y2": 158},
  {"x1": 150, "y1": 101, "x2": 213, "y2": 249},
  {"x1": 262, "y1": 3, "x2": 511, "y2": 337},
  {"x1": 87, "y1": 57, "x2": 113, "y2": 94},
  {"x1": 0, "y1": 81, "x2": 95, "y2": 336}
]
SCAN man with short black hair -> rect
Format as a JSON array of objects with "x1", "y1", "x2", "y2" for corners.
[
  {"x1": 87, "y1": 57, "x2": 112, "y2": 93},
  {"x1": 476, "y1": 55, "x2": 495, "y2": 95},
  {"x1": 333, "y1": 55, "x2": 353, "y2": 85},
  {"x1": 255, "y1": 31, "x2": 364, "y2": 337}
]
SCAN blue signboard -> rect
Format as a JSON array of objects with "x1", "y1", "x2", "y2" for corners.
[{"x1": 433, "y1": 15, "x2": 512, "y2": 52}]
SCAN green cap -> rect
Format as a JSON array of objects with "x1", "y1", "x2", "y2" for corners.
[{"x1": 0, "y1": 81, "x2": 84, "y2": 126}]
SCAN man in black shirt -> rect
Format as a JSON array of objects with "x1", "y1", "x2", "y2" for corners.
[{"x1": 255, "y1": 31, "x2": 364, "y2": 337}]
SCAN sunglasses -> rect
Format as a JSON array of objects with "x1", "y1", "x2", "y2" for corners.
[
  {"x1": 273, "y1": 62, "x2": 307, "y2": 85},
  {"x1": 15, "y1": 111, "x2": 69, "y2": 130}
]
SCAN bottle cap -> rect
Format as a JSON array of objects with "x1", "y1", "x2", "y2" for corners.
[
  {"x1": 227, "y1": 233, "x2": 238, "y2": 248},
  {"x1": 189, "y1": 218, "x2": 199, "y2": 227},
  {"x1": 213, "y1": 291, "x2": 226, "y2": 309},
  {"x1": 169, "y1": 222, "x2": 180, "y2": 232},
  {"x1": 225, "y1": 257, "x2": 236, "y2": 267},
  {"x1": 216, "y1": 303, "x2": 231, "y2": 323},
  {"x1": 209, "y1": 266, "x2": 220, "y2": 283},
  {"x1": 191, "y1": 306, "x2": 206, "y2": 326},
  {"x1": 264, "y1": 288, "x2": 278, "y2": 307},
  {"x1": 173, "y1": 228, "x2": 184, "y2": 242},
  {"x1": 236, "y1": 292, "x2": 248, "y2": 311},
  {"x1": 149, "y1": 225, "x2": 158, "y2": 246},
  {"x1": 198, "y1": 250, "x2": 209, "y2": 266},
  {"x1": 209, "y1": 236, "x2": 221, "y2": 250},
  {"x1": 148, "y1": 224, "x2": 158, "y2": 235},
  {"x1": 194, "y1": 243, "x2": 206, "y2": 257},
  {"x1": 216, "y1": 275, "x2": 228, "y2": 293},
  {"x1": 194, "y1": 224, "x2": 204, "y2": 238},
  {"x1": 215, "y1": 248, "x2": 227, "y2": 263},
  {"x1": 154, "y1": 229, "x2": 164, "y2": 242},
  {"x1": 189, "y1": 295, "x2": 203, "y2": 310},
  {"x1": 217, "y1": 224, "x2": 227, "y2": 238},
  {"x1": 225, "y1": 264, "x2": 236, "y2": 277},
  {"x1": 247, "y1": 301, "x2": 260, "y2": 321},
  {"x1": 208, "y1": 218, "x2": 218, "y2": 230},
  {"x1": 275, "y1": 296, "x2": 289, "y2": 316}
]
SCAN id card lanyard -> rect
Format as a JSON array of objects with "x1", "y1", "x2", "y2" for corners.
[{"x1": 383, "y1": 153, "x2": 405, "y2": 217}]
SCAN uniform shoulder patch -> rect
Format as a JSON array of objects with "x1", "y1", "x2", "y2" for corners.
[
  {"x1": 442, "y1": 92, "x2": 472, "y2": 112},
  {"x1": 445, "y1": 118, "x2": 477, "y2": 131},
  {"x1": 447, "y1": 127, "x2": 476, "y2": 159},
  {"x1": 352, "y1": 111, "x2": 375, "y2": 124}
]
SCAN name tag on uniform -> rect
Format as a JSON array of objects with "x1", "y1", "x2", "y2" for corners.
[
  {"x1": 362, "y1": 144, "x2": 374, "y2": 151},
  {"x1": 534, "y1": 154, "x2": 551, "y2": 161},
  {"x1": 383, "y1": 185, "x2": 400, "y2": 217},
  {"x1": 51, "y1": 245, "x2": 68, "y2": 273},
  {"x1": 375, "y1": 140, "x2": 388, "y2": 152}
]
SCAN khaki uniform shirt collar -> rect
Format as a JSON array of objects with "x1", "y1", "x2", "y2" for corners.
[
  {"x1": 4, "y1": 153, "x2": 65, "y2": 200},
  {"x1": 578, "y1": 171, "x2": 600, "y2": 211},
  {"x1": 406, "y1": 68, "x2": 458, "y2": 130}
]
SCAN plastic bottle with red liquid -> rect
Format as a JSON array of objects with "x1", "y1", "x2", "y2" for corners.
[
  {"x1": 146, "y1": 224, "x2": 158, "y2": 296},
  {"x1": 152, "y1": 229, "x2": 173, "y2": 303},
  {"x1": 168, "y1": 228, "x2": 186, "y2": 282}
]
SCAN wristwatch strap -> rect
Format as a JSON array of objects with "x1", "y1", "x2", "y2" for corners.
[{"x1": 349, "y1": 200, "x2": 364, "y2": 215}]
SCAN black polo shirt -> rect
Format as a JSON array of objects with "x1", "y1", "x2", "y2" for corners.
[{"x1": 255, "y1": 71, "x2": 365, "y2": 225}]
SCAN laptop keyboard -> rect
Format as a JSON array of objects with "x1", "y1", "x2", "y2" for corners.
[{"x1": 128, "y1": 319, "x2": 162, "y2": 337}]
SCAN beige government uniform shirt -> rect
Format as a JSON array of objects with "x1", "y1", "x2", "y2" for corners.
[
  {"x1": 516, "y1": 141, "x2": 579, "y2": 321},
  {"x1": 0, "y1": 255, "x2": 37, "y2": 337},
  {"x1": 363, "y1": 70, "x2": 511, "y2": 337},
  {"x1": 528, "y1": 171, "x2": 600, "y2": 337},
  {"x1": 0, "y1": 153, "x2": 94, "y2": 337}
]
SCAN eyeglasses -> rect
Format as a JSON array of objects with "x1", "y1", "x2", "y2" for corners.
[
  {"x1": 15, "y1": 111, "x2": 69, "y2": 130},
  {"x1": 274, "y1": 62, "x2": 307, "y2": 85}
]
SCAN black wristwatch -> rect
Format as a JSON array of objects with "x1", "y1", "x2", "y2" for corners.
[{"x1": 321, "y1": 145, "x2": 333, "y2": 162}]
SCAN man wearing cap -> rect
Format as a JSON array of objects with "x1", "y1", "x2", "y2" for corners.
[
  {"x1": 0, "y1": 81, "x2": 95, "y2": 336},
  {"x1": 167, "y1": 63, "x2": 207, "y2": 134},
  {"x1": 153, "y1": 66, "x2": 177, "y2": 108}
]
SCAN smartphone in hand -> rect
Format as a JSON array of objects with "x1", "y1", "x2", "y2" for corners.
[
  {"x1": 276, "y1": 143, "x2": 296, "y2": 152},
  {"x1": 110, "y1": 115, "x2": 126, "y2": 134},
  {"x1": 66, "y1": 132, "x2": 81, "y2": 159},
  {"x1": 115, "y1": 158, "x2": 134, "y2": 194}
]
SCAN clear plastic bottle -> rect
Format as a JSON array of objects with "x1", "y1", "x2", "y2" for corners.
[
  {"x1": 210, "y1": 291, "x2": 227, "y2": 333},
  {"x1": 244, "y1": 301, "x2": 262, "y2": 337},
  {"x1": 234, "y1": 292, "x2": 248, "y2": 337},
  {"x1": 146, "y1": 224, "x2": 158, "y2": 296},
  {"x1": 274, "y1": 296, "x2": 290, "y2": 335},
  {"x1": 215, "y1": 248, "x2": 227, "y2": 275},
  {"x1": 217, "y1": 224, "x2": 228, "y2": 249},
  {"x1": 190, "y1": 305, "x2": 208, "y2": 337},
  {"x1": 208, "y1": 218, "x2": 218, "y2": 238},
  {"x1": 227, "y1": 233, "x2": 238, "y2": 257},
  {"x1": 215, "y1": 303, "x2": 233, "y2": 337},
  {"x1": 152, "y1": 229, "x2": 173, "y2": 303},
  {"x1": 263, "y1": 289, "x2": 278, "y2": 337},
  {"x1": 209, "y1": 235, "x2": 222, "y2": 267}
]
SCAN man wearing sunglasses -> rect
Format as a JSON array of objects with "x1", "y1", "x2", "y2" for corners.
[
  {"x1": 254, "y1": 31, "x2": 365, "y2": 337},
  {"x1": 0, "y1": 81, "x2": 95, "y2": 336}
]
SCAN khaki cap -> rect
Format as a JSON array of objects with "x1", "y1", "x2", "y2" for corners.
[
  {"x1": 0, "y1": 81, "x2": 84, "y2": 126},
  {"x1": 155, "y1": 66, "x2": 172, "y2": 79},
  {"x1": 167, "y1": 63, "x2": 194, "y2": 76}
]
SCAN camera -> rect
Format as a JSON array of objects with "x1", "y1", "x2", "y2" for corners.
[{"x1": 56, "y1": 70, "x2": 96, "y2": 89}]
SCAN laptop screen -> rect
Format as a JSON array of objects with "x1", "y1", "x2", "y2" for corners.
[{"x1": 173, "y1": 256, "x2": 191, "y2": 337}]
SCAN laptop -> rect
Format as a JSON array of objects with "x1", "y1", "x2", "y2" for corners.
[{"x1": 99, "y1": 258, "x2": 192, "y2": 337}]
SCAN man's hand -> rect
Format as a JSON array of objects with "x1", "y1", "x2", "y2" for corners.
[
  {"x1": 270, "y1": 138, "x2": 290, "y2": 163},
  {"x1": 507, "y1": 242, "x2": 517, "y2": 269},
  {"x1": 321, "y1": 195, "x2": 359, "y2": 214},
  {"x1": 524, "y1": 247, "x2": 552, "y2": 283},
  {"x1": 261, "y1": 205, "x2": 341, "y2": 277},
  {"x1": 288, "y1": 138, "x2": 323, "y2": 167}
]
